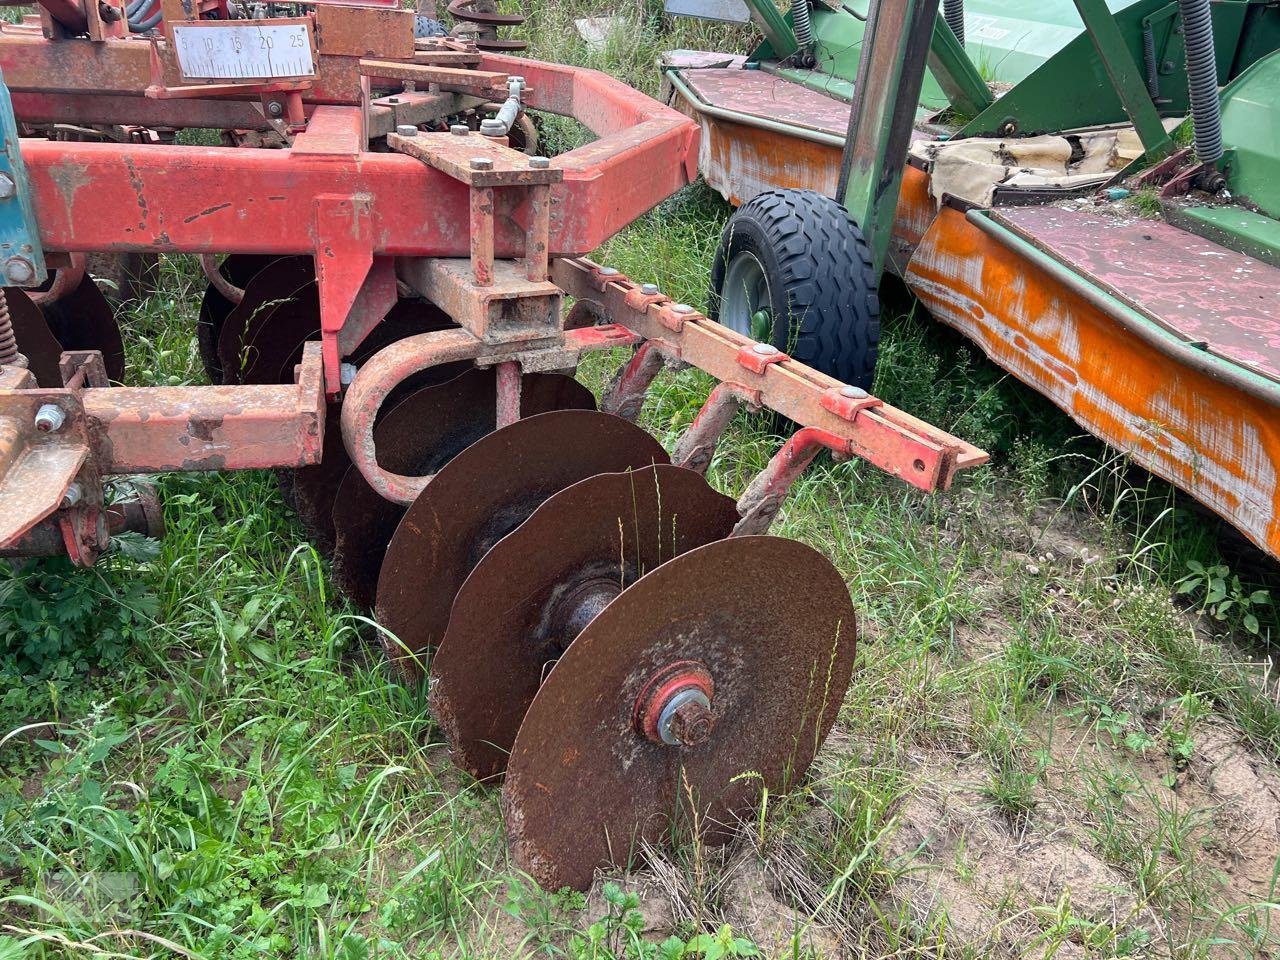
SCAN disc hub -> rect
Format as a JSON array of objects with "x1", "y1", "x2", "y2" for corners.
[
  {"x1": 633, "y1": 661, "x2": 716, "y2": 748},
  {"x1": 550, "y1": 575, "x2": 622, "y2": 644}
]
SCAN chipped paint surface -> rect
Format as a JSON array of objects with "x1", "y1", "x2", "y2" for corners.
[{"x1": 905, "y1": 208, "x2": 1280, "y2": 559}]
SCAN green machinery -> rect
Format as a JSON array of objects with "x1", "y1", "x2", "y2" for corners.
[{"x1": 663, "y1": 0, "x2": 1280, "y2": 560}]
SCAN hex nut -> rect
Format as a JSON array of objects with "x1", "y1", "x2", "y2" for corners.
[
  {"x1": 396, "y1": 124, "x2": 418, "y2": 137},
  {"x1": 34, "y1": 403, "x2": 65, "y2": 433},
  {"x1": 469, "y1": 157, "x2": 494, "y2": 171},
  {"x1": 529, "y1": 156, "x2": 550, "y2": 169},
  {"x1": 0, "y1": 174, "x2": 15, "y2": 200},
  {"x1": 450, "y1": 124, "x2": 470, "y2": 136}
]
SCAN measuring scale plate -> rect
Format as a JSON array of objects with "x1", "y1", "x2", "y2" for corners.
[{"x1": 172, "y1": 20, "x2": 316, "y2": 81}]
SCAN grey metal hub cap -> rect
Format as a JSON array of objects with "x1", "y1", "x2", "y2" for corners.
[{"x1": 720, "y1": 250, "x2": 774, "y2": 343}]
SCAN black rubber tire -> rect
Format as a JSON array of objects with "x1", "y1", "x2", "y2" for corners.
[{"x1": 709, "y1": 189, "x2": 879, "y2": 390}]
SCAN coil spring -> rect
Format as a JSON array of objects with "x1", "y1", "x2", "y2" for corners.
[
  {"x1": 1142, "y1": 22, "x2": 1160, "y2": 98},
  {"x1": 0, "y1": 289, "x2": 17, "y2": 367},
  {"x1": 791, "y1": 0, "x2": 813, "y2": 48},
  {"x1": 1177, "y1": 0, "x2": 1223, "y2": 164},
  {"x1": 944, "y1": 0, "x2": 964, "y2": 47},
  {"x1": 446, "y1": 0, "x2": 526, "y2": 52}
]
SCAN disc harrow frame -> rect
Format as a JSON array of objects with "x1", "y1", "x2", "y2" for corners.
[{"x1": 0, "y1": 0, "x2": 989, "y2": 889}]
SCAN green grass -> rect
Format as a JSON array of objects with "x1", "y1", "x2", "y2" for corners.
[{"x1": 4, "y1": 2, "x2": 1280, "y2": 958}]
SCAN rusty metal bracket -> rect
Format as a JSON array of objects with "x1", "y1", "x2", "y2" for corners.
[{"x1": 553, "y1": 256, "x2": 988, "y2": 493}]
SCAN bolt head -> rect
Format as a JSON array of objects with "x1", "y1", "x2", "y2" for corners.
[
  {"x1": 598, "y1": 267, "x2": 619, "y2": 277},
  {"x1": 479, "y1": 119, "x2": 505, "y2": 137},
  {"x1": 0, "y1": 174, "x2": 15, "y2": 200},
  {"x1": 672, "y1": 303, "x2": 694, "y2": 314},
  {"x1": 34, "y1": 402, "x2": 65, "y2": 433},
  {"x1": 840, "y1": 385, "x2": 868, "y2": 399},
  {"x1": 386, "y1": 96, "x2": 400, "y2": 104},
  {"x1": 450, "y1": 124, "x2": 470, "y2": 136},
  {"x1": 640, "y1": 283, "x2": 660, "y2": 296},
  {"x1": 753, "y1": 342, "x2": 778, "y2": 355},
  {"x1": 61, "y1": 482, "x2": 83, "y2": 508},
  {"x1": 6, "y1": 257, "x2": 34, "y2": 285},
  {"x1": 395, "y1": 124, "x2": 418, "y2": 138},
  {"x1": 266, "y1": 100, "x2": 284, "y2": 117},
  {"x1": 469, "y1": 157, "x2": 494, "y2": 171},
  {"x1": 529, "y1": 155, "x2": 550, "y2": 169}
]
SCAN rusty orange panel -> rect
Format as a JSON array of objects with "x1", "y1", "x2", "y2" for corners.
[{"x1": 905, "y1": 208, "x2": 1280, "y2": 560}]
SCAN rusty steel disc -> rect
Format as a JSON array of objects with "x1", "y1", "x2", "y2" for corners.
[
  {"x1": 429, "y1": 463, "x2": 739, "y2": 782},
  {"x1": 37, "y1": 271, "x2": 126, "y2": 383},
  {"x1": 502, "y1": 535, "x2": 858, "y2": 891},
  {"x1": 330, "y1": 373, "x2": 596, "y2": 609},
  {"x1": 198, "y1": 254, "x2": 279, "y2": 383},
  {"x1": 374, "y1": 410, "x2": 670, "y2": 682},
  {"x1": 6, "y1": 286, "x2": 64, "y2": 386},
  {"x1": 287, "y1": 301, "x2": 460, "y2": 549},
  {"x1": 216, "y1": 256, "x2": 313, "y2": 382}
]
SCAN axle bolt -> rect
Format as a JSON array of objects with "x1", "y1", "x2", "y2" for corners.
[
  {"x1": 61, "y1": 482, "x2": 83, "y2": 508},
  {"x1": 529, "y1": 156, "x2": 550, "y2": 169},
  {"x1": 266, "y1": 101, "x2": 284, "y2": 118},
  {"x1": 469, "y1": 157, "x2": 494, "y2": 171},
  {"x1": 753, "y1": 342, "x2": 778, "y2": 355},
  {"x1": 667, "y1": 696, "x2": 716, "y2": 747},
  {"x1": 396, "y1": 124, "x2": 418, "y2": 137},
  {"x1": 658, "y1": 687, "x2": 715, "y2": 747},
  {"x1": 34, "y1": 403, "x2": 65, "y2": 433},
  {"x1": 0, "y1": 174, "x2": 15, "y2": 199},
  {"x1": 5, "y1": 257, "x2": 34, "y2": 285},
  {"x1": 450, "y1": 124, "x2": 470, "y2": 136},
  {"x1": 641, "y1": 283, "x2": 660, "y2": 296},
  {"x1": 840, "y1": 385, "x2": 868, "y2": 399}
]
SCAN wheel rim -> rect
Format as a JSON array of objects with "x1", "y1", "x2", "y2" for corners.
[{"x1": 720, "y1": 251, "x2": 774, "y2": 343}]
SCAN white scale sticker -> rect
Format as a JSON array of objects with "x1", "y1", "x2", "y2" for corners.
[{"x1": 171, "y1": 22, "x2": 315, "y2": 80}]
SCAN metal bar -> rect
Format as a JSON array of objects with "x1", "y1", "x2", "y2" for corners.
[
  {"x1": 553, "y1": 257, "x2": 988, "y2": 491},
  {"x1": 664, "y1": 70, "x2": 846, "y2": 148},
  {"x1": 35, "y1": 0, "x2": 86, "y2": 33},
  {"x1": 1070, "y1": 0, "x2": 1173, "y2": 158},
  {"x1": 470, "y1": 186, "x2": 495, "y2": 285},
  {"x1": 495, "y1": 360, "x2": 521, "y2": 427},
  {"x1": 837, "y1": 0, "x2": 942, "y2": 277},
  {"x1": 927, "y1": 11, "x2": 993, "y2": 118},
  {"x1": 525, "y1": 183, "x2": 550, "y2": 282}
]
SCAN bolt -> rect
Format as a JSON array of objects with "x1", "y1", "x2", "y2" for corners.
[
  {"x1": 672, "y1": 303, "x2": 694, "y2": 314},
  {"x1": 266, "y1": 100, "x2": 284, "y2": 118},
  {"x1": 61, "y1": 482, "x2": 83, "y2": 508},
  {"x1": 669, "y1": 699, "x2": 715, "y2": 747},
  {"x1": 753, "y1": 342, "x2": 778, "y2": 356},
  {"x1": 529, "y1": 155, "x2": 550, "y2": 169},
  {"x1": 0, "y1": 174, "x2": 15, "y2": 200},
  {"x1": 339, "y1": 362, "x2": 358, "y2": 386},
  {"x1": 641, "y1": 283, "x2": 660, "y2": 296},
  {"x1": 840, "y1": 385, "x2": 868, "y2": 399},
  {"x1": 5, "y1": 257, "x2": 33, "y2": 285},
  {"x1": 479, "y1": 119, "x2": 505, "y2": 137},
  {"x1": 387, "y1": 96, "x2": 400, "y2": 104},
  {"x1": 598, "y1": 267, "x2": 619, "y2": 277},
  {"x1": 396, "y1": 124, "x2": 418, "y2": 137},
  {"x1": 657, "y1": 688, "x2": 715, "y2": 747},
  {"x1": 34, "y1": 403, "x2": 65, "y2": 433},
  {"x1": 450, "y1": 124, "x2": 470, "y2": 136},
  {"x1": 469, "y1": 157, "x2": 494, "y2": 171}
]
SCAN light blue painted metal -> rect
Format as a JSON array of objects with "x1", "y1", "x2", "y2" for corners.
[{"x1": 0, "y1": 70, "x2": 46, "y2": 287}]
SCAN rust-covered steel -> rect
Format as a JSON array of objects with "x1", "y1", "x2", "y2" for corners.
[
  {"x1": 502, "y1": 535, "x2": 858, "y2": 892},
  {"x1": 375, "y1": 410, "x2": 669, "y2": 680},
  {"x1": 430, "y1": 463, "x2": 741, "y2": 782}
]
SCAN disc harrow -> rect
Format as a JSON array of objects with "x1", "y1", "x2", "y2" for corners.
[{"x1": 0, "y1": 0, "x2": 987, "y2": 890}]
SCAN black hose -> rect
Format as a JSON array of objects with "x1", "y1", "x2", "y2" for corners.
[
  {"x1": 1176, "y1": 0, "x2": 1223, "y2": 163},
  {"x1": 944, "y1": 0, "x2": 964, "y2": 46}
]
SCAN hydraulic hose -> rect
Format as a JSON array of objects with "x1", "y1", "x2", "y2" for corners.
[{"x1": 1176, "y1": 0, "x2": 1223, "y2": 164}]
